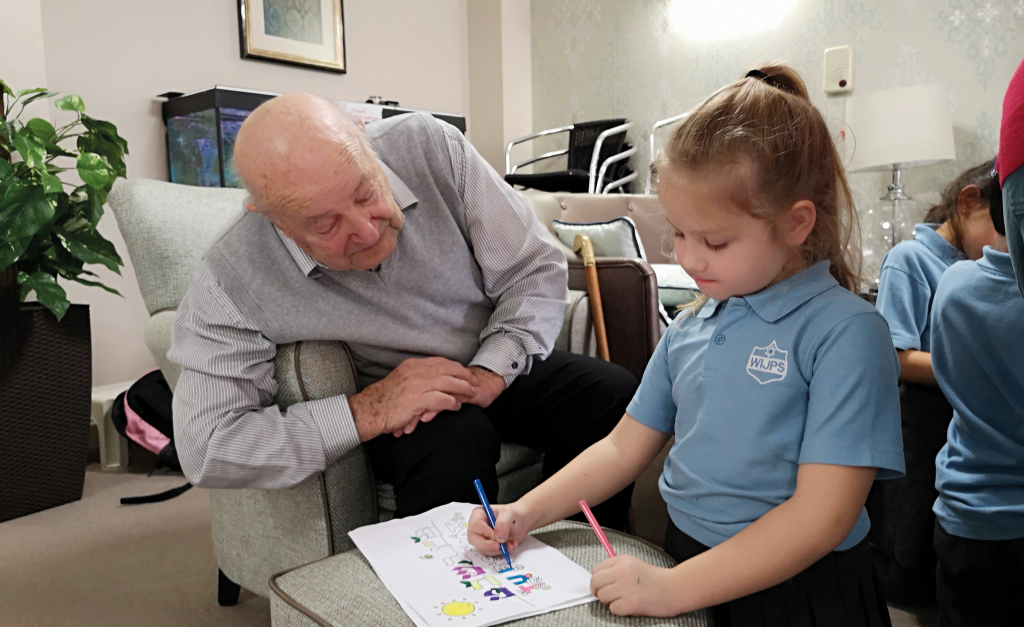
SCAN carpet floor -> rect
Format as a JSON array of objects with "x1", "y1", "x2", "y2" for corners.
[{"x1": 0, "y1": 440, "x2": 936, "y2": 627}]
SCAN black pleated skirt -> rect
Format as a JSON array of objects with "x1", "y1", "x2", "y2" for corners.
[{"x1": 665, "y1": 522, "x2": 893, "y2": 627}]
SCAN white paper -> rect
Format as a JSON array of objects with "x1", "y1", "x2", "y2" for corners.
[{"x1": 349, "y1": 503, "x2": 597, "y2": 627}]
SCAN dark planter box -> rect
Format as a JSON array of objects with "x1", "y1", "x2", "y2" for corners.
[{"x1": 0, "y1": 303, "x2": 91, "y2": 523}]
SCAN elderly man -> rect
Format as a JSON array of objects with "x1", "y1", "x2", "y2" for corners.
[{"x1": 168, "y1": 94, "x2": 638, "y2": 530}]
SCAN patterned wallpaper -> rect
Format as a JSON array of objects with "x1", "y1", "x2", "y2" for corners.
[{"x1": 531, "y1": 0, "x2": 1024, "y2": 281}]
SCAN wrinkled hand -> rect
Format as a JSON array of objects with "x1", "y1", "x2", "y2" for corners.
[
  {"x1": 467, "y1": 502, "x2": 531, "y2": 556},
  {"x1": 462, "y1": 366, "x2": 506, "y2": 409},
  {"x1": 348, "y1": 357, "x2": 478, "y2": 441},
  {"x1": 590, "y1": 555, "x2": 683, "y2": 617}
]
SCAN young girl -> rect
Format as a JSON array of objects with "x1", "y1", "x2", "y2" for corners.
[
  {"x1": 870, "y1": 160, "x2": 998, "y2": 606},
  {"x1": 468, "y1": 65, "x2": 905, "y2": 625},
  {"x1": 929, "y1": 179, "x2": 1024, "y2": 627}
]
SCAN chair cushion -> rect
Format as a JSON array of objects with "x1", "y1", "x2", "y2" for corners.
[
  {"x1": 269, "y1": 521, "x2": 710, "y2": 626},
  {"x1": 650, "y1": 264, "x2": 699, "y2": 308},
  {"x1": 552, "y1": 217, "x2": 647, "y2": 259},
  {"x1": 107, "y1": 178, "x2": 249, "y2": 314}
]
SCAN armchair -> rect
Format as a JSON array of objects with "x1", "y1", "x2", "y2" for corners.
[{"x1": 107, "y1": 178, "x2": 654, "y2": 603}]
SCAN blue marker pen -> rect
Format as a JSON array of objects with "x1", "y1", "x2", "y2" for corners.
[{"x1": 473, "y1": 478, "x2": 512, "y2": 570}]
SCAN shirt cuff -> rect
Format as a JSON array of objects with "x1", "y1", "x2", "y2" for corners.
[
  {"x1": 305, "y1": 395, "x2": 362, "y2": 465},
  {"x1": 470, "y1": 334, "x2": 530, "y2": 388}
]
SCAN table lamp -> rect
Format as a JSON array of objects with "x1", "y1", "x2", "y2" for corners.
[{"x1": 845, "y1": 84, "x2": 956, "y2": 285}]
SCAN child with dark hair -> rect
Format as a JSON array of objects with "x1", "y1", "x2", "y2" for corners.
[
  {"x1": 871, "y1": 159, "x2": 999, "y2": 606},
  {"x1": 929, "y1": 175, "x2": 1024, "y2": 626}
]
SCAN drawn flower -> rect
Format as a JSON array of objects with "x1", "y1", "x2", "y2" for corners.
[
  {"x1": 1013, "y1": 0, "x2": 1024, "y2": 17},
  {"x1": 948, "y1": 9, "x2": 966, "y2": 26}
]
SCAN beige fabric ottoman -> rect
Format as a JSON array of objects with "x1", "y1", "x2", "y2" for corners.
[{"x1": 269, "y1": 521, "x2": 710, "y2": 627}]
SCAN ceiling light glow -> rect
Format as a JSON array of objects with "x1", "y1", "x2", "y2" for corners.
[{"x1": 668, "y1": 0, "x2": 798, "y2": 42}]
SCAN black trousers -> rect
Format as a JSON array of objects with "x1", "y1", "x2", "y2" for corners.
[
  {"x1": 934, "y1": 521, "x2": 1024, "y2": 627},
  {"x1": 665, "y1": 523, "x2": 892, "y2": 627},
  {"x1": 866, "y1": 382, "x2": 952, "y2": 606},
  {"x1": 363, "y1": 350, "x2": 639, "y2": 531}
]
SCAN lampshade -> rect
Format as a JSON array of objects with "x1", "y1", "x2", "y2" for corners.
[{"x1": 846, "y1": 84, "x2": 956, "y2": 173}]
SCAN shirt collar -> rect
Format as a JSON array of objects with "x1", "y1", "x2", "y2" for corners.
[
  {"x1": 978, "y1": 246, "x2": 1016, "y2": 277},
  {"x1": 914, "y1": 223, "x2": 965, "y2": 264},
  {"x1": 695, "y1": 261, "x2": 838, "y2": 322},
  {"x1": 275, "y1": 159, "x2": 418, "y2": 278}
]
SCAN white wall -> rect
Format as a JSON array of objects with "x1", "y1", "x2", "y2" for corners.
[{"x1": 3, "y1": 0, "x2": 471, "y2": 386}]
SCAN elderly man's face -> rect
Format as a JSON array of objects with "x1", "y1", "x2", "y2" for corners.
[{"x1": 254, "y1": 155, "x2": 404, "y2": 272}]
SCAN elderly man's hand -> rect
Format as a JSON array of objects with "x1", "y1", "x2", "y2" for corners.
[
  {"x1": 464, "y1": 366, "x2": 507, "y2": 409},
  {"x1": 348, "y1": 357, "x2": 478, "y2": 442}
]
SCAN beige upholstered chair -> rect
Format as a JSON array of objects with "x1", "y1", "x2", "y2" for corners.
[{"x1": 107, "y1": 179, "x2": 608, "y2": 603}]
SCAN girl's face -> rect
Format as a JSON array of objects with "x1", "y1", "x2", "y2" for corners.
[{"x1": 660, "y1": 167, "x2": 810, "y2": 301}]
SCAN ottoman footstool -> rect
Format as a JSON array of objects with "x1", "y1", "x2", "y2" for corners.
[{"x1": 269, "y1": 521, "x2": 710, "y2": 627}]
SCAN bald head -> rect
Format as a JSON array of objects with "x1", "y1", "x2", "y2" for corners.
[
  {"x1": 232, "y1": 93, "x2": 404, "y2": 272},
  {"x1": 234, "y1": 93, "x2": 372, "y2": 211}
]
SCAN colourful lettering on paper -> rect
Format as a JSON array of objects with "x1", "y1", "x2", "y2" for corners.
[{"x1": 483, "y1": 587, "x2": 515, "y2": 601}]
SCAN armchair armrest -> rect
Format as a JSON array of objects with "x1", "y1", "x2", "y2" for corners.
[{"x1": 567, "y1": 258, "x2": 659, "y2": 381}]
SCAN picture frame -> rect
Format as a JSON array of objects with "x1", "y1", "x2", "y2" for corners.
[{"x1": 238, "y1": 0, "x2": 346, "y2": 73}]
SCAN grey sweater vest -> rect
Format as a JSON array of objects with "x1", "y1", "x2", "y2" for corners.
[{"x1": 205, "y1": 114, "x2": 494, "y2": 385}]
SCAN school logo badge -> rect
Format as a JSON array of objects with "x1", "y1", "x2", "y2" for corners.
[{"x1": 746, "y1": 341, "x2": 788, "y2": 384}]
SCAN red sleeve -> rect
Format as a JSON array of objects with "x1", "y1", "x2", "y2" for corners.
[{"x1": 999, "y1": 57, "x2": 1024, "y2": 184}]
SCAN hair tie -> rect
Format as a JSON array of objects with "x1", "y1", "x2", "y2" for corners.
[{"x1": 745, "y1": 69, "x2": 790, "y2": 94}]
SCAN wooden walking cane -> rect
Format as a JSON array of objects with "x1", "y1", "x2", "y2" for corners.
[{"x1": 573, "y1": 234, "x2": 611, "y2": 362}]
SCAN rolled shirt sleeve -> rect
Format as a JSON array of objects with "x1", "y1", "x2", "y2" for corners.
[
  {"x1": 875, "y1": 265, "x2": 932, "y2": 351},
  {"x1": 168, "y1": 264, "x2": 361, "y2": 489},
  {"x1": 440, "y1": 123, "x2": 569, "y2": 387}
]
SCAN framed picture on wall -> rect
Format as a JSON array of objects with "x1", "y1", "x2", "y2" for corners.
[{"x1": 238, "y1": 0, "x2": 346, "y2": 73}]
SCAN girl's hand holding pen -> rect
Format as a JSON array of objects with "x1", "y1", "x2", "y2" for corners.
[
  {"x1": 467, "y1": 503, "x2": 531, "y2": 556},
  {"x1": 590, "y1": 555, "x2": 683, "y2": 618}
]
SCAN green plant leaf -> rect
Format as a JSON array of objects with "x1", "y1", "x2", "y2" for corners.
[
  {"x1": 55, "y1": 220, "x2": 122, "y2": 274},
  {"x1": 12, "y1": 131, "x2": 46, "y2": 169},
  {"x1": 16, "y1": 87, "x2": 48, "y2": 97},
  {"x1": 41, "y1": 171, "x2": 62, "y2": 193},
  {"x1": 0, "y1": 237, "x2": 30, "y2": 272},
  {"x1": 25, "y1": 118, "x2": 55, "y2": 141},
  {"x1": 20, "y1": 92, "x2": 55, "y2": 108},
  {"x1": 1, "y1": 180, "x2": 55, "y2": 239},
  {"x1": 54, "y1": 94, "x2": 85, "y2": 113},
  {"x1": 81, "y1": 115, "x2": 129, "y2": 154},
  {"x1": 45, "y1": 142, "x2": 75, "y2": 158},
  {"x1": 17, "y1": 271, "x2": 69, "y2": 320},
  {"x1": 76, "y1": 152, "x2": 111, "y2": 189},
  {"x1": 0, "y1": 159, "x2": 11, "y2": 180},
  {"x1": 68, "y1": 274, "x2": 121, "y2": 296},
  {"x1": 87, "y1": 187, "x2": 106, "y2": 225},
  {"x1": 78, "y1": 133, "x2": 126, "y2": 179},
  {"x1": 0, "y1": 80, "x2": 13, "y2": 97}
]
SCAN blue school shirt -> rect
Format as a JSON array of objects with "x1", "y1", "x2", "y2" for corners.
[
  {"x1": 875, "y1": 223, "x2": 965, "y2": 352},
  {"x1": 931, "y1": 247, "x2": 1024, "y2": 541},
  {"x1": 627, "y1": 261, "x2": 905, "y2": 551}
]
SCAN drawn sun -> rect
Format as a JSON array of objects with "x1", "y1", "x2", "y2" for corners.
[{"x1": 435, "y1": 598, "x2": 480, "y2": 619}]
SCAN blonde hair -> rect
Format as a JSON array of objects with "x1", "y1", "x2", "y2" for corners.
[{"x1": 657, "y1": 64, "x2": 861, "y2": 307}]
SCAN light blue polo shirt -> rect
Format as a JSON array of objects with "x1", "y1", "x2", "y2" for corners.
[
  {"x1": 627, "y1": 261, "x2": 905, "y2": 551},
  {"x1": 931, "y1": 247, "x2": 1024, "y2": 541},
  {"x1": 876, "y1": 223, "x2": 965, "y2": 352}
]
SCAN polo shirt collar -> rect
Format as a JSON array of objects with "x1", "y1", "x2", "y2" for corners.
[
  {"x1": 275, "y1": 158, "x2": 419, "y2": 278},
  {"x1": 978, "y1": 246, "x2": 1015, "y2": 277},
  {"x1": 915, "y1": 223, "x2": 965, "y2": 264},
  {"x1": 695, "y1": 261, "x2": 838, "y2": 322}
]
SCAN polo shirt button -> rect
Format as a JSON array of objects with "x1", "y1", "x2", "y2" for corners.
[
  {"x1": 715, "y1": 335, "x2": 726, "y2": 345},
  {"x1": 511, "y1": 362, "x2": 519, "y2": 369}
]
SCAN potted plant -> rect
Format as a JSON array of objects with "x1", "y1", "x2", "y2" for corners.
[{"x1": 0, "y1": 79, "x2": 128, "y2": 522}]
